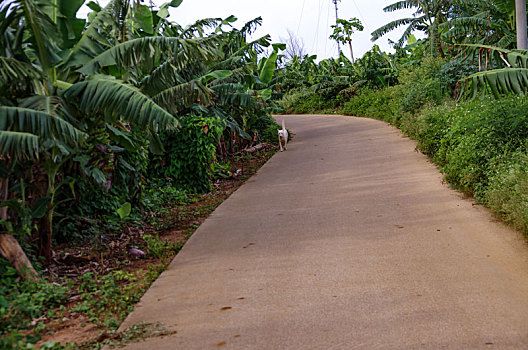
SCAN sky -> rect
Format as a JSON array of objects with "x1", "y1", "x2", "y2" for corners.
[{"x1": 79, "y1": 0, "x2": 420, "y2": 61}]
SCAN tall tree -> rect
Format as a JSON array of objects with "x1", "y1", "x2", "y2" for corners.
[{"x1": 330, "y1": 18, "x2": 363, "y2": 63}]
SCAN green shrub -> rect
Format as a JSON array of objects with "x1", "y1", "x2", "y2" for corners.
[
  {"x1": 486, "y1": 151, "x2": 528, "y2": 232},
  {"x1": 412, "y1": 104, "x2": 452, "y2": 157},
  {"x1": 343, "y1": 85, "x2": 404, "y2": 125},
  {"x1": 154, "y1": 115, "x2": 224, "y2": 193},
  {"x1": 141, "y1": 183, "x2": 188, "y2": 212},
  {"x1": 280, "y1": 90, "x2": 334, "y2": 114},
  {"x1": 433, "y1": 97, "x2": 528, "y2": 197}
]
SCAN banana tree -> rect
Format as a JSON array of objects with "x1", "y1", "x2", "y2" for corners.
[
  {"x1": 371, "y1": 0, "x2": 453, "y2": 57},
  {"x1": 0, "y1": 0, "x2": 184, "y2": 266},
  {"x1": 439, "y1": 0, "x2": 517, "y2": 49},
  {"x1": 459, "y1": 44, "x2": 528, "y2": 98}
]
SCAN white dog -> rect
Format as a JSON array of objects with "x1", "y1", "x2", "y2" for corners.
[{"x1": 278, "y1": 119, "x2": 288, "y2": 151}]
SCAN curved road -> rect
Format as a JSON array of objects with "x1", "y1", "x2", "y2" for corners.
[{"x1": 119, "y1": 115, "x2": 528, "y2": 349}]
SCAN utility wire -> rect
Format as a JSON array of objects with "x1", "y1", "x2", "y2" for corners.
[
  {"x1": 351, "y1": 0, "x2": 371, "y2": 33},
  {"x1": 312, "y1": 0, "x2": 323, "y2": 53},
  {"x1": 297, "y1": 0, "x2": 307, "y2": 36}
]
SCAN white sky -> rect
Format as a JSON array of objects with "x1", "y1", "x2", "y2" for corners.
[{"x1": 79, "y1": 0, "x2": 421, "y2": 61}]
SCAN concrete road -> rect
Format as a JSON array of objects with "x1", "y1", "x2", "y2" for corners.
[{"x1": 119, "y1": 115, "x2": 528, "y2": 349}]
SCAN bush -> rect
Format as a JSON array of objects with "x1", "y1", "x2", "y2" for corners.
[
  {"x1": 432, "y1": 97, "x2": 528, "y2": 197},
  {"x1": 280, "y1": 90, "x2": 335, "y2": 114},
  {"x1": 343, "y1": 85, "x2": 404, "y2": 125},
  {"x1": 486, "y1": 151, "x2": 528, "y2": 232},
  {"x1": 154, "y1": 115, "x2": 224, "y2": 193}
]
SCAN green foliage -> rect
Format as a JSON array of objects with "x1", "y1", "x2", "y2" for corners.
[
  {"x1": 330, "y1": 18, "x2": 364, "y2": 46},
  {"x1": 258, "y1": 114, "x2": 282, "y2": 143},
  {"x1": 343, "y1": 86, "x2": 404, "y2": 124},
  {"x1": 73, "y1": 267, "x2": 163, "y2": 328},
  {"x1": 280, "y1": 90, "x2": 341, "y2": 114},
  {"x1": 155, "y1": 115, "x2": 224, "y2": 193},
  {"x1": 398, "y1": 56, "x2": 447, "y2": 112},
  {"x1": 0, "y1": 260, "x2": 68, "y2": 336},
  {"x1": 434, "y1": 97, "x2": 528, "y2": 197},
  {"x1": 486, "y1": 151, "x2": 528, "y2": 232},
  {"x1": 142, "y1": 234, "x2": 183, "y2": 260},
  {"x1": 141, "y1": 182, "x2": 188, "y2": 213},
  {"x1": 435, "y1": 59, "x2": 478, "y2": 96}
]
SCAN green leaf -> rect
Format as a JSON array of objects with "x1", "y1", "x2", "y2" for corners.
[
  {"x1": 0, "y1": 199, "x2": 23, "y2": 212},
  {"x1": 202, "y1": 70, "x2": 232, "y2": 84},
  {"x1": 157, "y1": 6, "x2": 169, "y2": 19},
  {"x1": 259, "y1": 51, "x2": 277, "y2": 85},
  {"x1": 65, "y1": 77, "x2": 178, "y2": 130},
  {"x1": 86, "y1": 1, "x2": 101, "y2": 11},
  {"x1": 106, "y1": 125, "x2": 137, "y2": 152},
  {"x1": 272, "y1": 43, "x2": 286, "y2": 51},
  {"x1": 0, "y1": 106, "x2": 86, "y2": 146},
  {"x1": 117, "y1": 202, "x2": 132, "y2": 219},
  {"x1": 133, "y1": 4, "x2": 153, "y2": 35},
  {"x1": 169, "y1": 0, "x2": 183, "y2": 7},
  {"x1": 31, "y1": 197, "x2": 51, "y2": 219},
  {"x1": 149, "y1": 132, "x2": 165, "y2": 155},
  {"x1": 0, "y1": 131, "x2": 40, "y2": 159}
]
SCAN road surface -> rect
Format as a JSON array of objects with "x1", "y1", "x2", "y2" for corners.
[{"x1": 118, "y1": 115, "x2": 528, "y2": 349}]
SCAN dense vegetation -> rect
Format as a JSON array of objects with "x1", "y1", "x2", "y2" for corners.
[
  {"x1": 0, "y1": 0, "x2": 282, "y2": 347},
  {"x1": 279, "y1": 0, "x2": 528, "y2": 235}
]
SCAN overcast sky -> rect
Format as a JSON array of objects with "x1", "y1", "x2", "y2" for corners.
[{"x1": 79, "y1": 0, "x2": 420, "y2": 61}]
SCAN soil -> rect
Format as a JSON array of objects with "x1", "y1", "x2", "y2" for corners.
[{"x1": 31, "y1": 145, "x2": 277, "y2": 348}]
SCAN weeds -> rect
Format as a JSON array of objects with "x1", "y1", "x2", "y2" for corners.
[{"x1": 142, "y1": 235, "x2": 183, "y2": 260}]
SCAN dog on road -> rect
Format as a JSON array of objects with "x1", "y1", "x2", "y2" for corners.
[{"x1": 278, "y1": 119, "x2": 288, "y2": 151}]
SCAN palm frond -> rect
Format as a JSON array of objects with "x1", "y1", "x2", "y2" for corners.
[
  {"x1": 65, "y1": 77, "x2": 178, "y2": 130},
  {"x1": 0, "y1": 57, "x2": 42, "y2": 87},
  {"x1": 78, "y1": 36, "x2": 220, "y2": 75},
  {"x1": 0, "y1": 131, "x2": 40, "y2": 159},
  {"x1": 180, "y1": 18, "x2": 222, "y2": 38},
  {"x1": 461, "y1": 68, "x2": 528, "y2": 98},
  {"x1": 232, "y1": 35, "x2": 272, "y2": 57},
  {"x1": 384, "y1": 1, "x2": 417, "y2": 12},
  {"x1": 140, "y1": 59, "x2": 186, "y2": 96},
  {"x1": 0, "y1": 106, "x2": 86, "y2": 146},
  {"x1": 371, "y1": 18, "x2": 416, "y2": 41},
  {"x1": 240, "y1": 17, "x2": 263, "y2": 37},
  {"x1": 18, "y1": 0, "x2": 61, "y2": 70},
  {"x1": 153, "y1": 79, "x2": 213, "y2": 114},
  {"x1": 61, "y1": 0, "x2": 116, "y2": 68}
]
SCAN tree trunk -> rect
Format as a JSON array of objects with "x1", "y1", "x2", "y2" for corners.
[
  {"x1": 348, "y1": 41, "x2": 354, "y2": 64},
  {"x1": 0, "y1": 176, "x2": 39, "y2": 280},
  {"x1": 0, "y1": 234, "x2": 39, "y2": 281},
  {"x1": 516, "y1": 0, "x2": 528, "y2": 49}
]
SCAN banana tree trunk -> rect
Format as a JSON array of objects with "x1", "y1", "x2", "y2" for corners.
[
  {"x1": 0, "y1": 176, "x2": 39, "y2": 280},
  {"x1": 348, "y1": 41, "x2": 354, "y2": 64}
]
